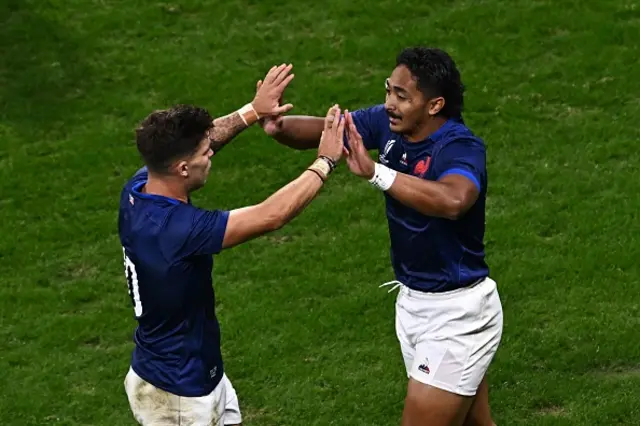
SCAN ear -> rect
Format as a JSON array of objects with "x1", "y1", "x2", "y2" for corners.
[
  {"x1": 428, "y1": 97, "x2": 445, "y2": 116},
  {"x1": 176, "y1": 160, "x2": 189, "y2": 178}
]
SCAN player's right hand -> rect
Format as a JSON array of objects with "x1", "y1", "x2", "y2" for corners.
[
  {"x1": 252, "y1": 64, "x2": 294, "y2": 118},
  {"x1": 317, "y1": 104, "x2": 345, "y2": 163}
]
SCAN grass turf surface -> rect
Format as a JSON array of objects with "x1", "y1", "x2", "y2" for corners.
[{"x1": 1, "y1": 0, "x2": 640, "y2": 424}]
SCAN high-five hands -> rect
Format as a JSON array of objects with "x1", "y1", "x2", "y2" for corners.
[
  {"x1": 343, "y1": 110, "x2": 375, "y2": 179},
  {"x1": 317, "y1": 104, "x2": 346, "y2": 164}
]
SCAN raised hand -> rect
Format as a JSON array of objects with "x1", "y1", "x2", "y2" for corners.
[
  {"x1": 317, "y1": 104, "x2": 346, "y2": 164},
  {"x1": 344, "y1": 110, "x2": 375, "y2": 179},
  {"x1": 252, "y1": 64, "x2": 294, "y2": 118}
]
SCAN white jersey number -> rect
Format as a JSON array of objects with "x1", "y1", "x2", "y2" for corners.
[{"x1": 123, "y1": 247, "x2": 143, "y2": 317}]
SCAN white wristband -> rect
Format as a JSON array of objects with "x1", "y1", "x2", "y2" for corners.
[{"x1": 368, "y1": 162, "x2": 397, "y2": 191}]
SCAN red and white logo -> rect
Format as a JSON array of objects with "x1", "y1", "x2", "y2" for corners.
[{"x1": 413, "y1": 156, "x2": 431, "y2": 177}]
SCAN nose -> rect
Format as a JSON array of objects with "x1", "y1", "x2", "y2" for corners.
[{"x1": 384, "y1": 97, "x2": 396, "y2": 113}]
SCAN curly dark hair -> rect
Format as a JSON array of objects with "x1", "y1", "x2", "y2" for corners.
[
  {"x1": 135, "y1": 104, "x2": 213, "y2": 174},
  {"x1": 396, "y1": 47, "x2": 465, "y2": 119}
]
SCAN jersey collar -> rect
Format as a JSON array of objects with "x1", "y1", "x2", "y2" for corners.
[{"x1": 131, "y1": 181, "x2": 182, "y2": 206}]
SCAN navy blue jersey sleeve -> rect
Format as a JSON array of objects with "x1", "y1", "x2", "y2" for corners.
[
  {"x1": 169, "y1": 206, "x2": 230, "y2": 257},
  {"x1": 185, "y1": 208, "x2": 230, "y2": 256},
  {"x1": 348, "y1": 104, "x2": 388, "y2": 150},
  {"x1": 433, "y1": 138, "x2": 486, "y2": 192}
]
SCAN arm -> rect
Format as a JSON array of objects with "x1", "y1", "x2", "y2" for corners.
[
  {"x1": 221, "y1": 169, "x2": 324, "y2": 248},
  {"x1": 380, "y1": 171, "x2": 478, "y2": 220},
  {"x1": 208, "y1": 111, "x2": 249, "y2": 153},
  {"x1": 222, "y1": 105, "x2": 346, "y2": 249},
  {"x1": 344, "y1": 111, "x2": 483, "y2": 220},
  {"x1": 262, "y1": 104, "x2": 386, "y2": 151},
  {"x1": 208, "y1": 63, "x2": 295, "y2": 154},
  {"x1": 263, "y1": 115, "x2": 325, "y2": 150}
]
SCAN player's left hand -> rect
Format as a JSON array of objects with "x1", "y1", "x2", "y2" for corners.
[
  {"x1": 344, "y1": 110, "x2": 375, "y2": 179},
  {"x1": 252, "y1": 64, "x2": 294, "y2": 118}
]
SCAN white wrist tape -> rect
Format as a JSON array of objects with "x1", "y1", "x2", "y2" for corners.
[
  {"x1": 237, "y1": 103, "x2": 260, "y2": 126},
  {"x1": 368, "y1": 162, "x2": 397, "y2": 191}
]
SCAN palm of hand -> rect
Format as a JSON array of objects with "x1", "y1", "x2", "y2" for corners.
[{"x1": 344, "y1": 112, "x2": 374, "y2": 178}]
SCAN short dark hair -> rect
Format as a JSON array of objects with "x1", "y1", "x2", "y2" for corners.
[
  {"x1": 135, "y1": 104, "x2": 213, "y2": 173},
  {"x1": 396, "y1": 47, "x2": 465, "y2": 119}
]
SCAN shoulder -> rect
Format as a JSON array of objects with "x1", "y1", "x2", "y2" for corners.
[
  {"x1": 435, "y1": 122, "x2": 486, "y2": 155},
  {"x1": 431, "y1": 122, "x2": 487, "y2": 179},
  {"x1": 165, "y1": 204, "x2": 230, "y2": 244},
  {"x1": 169, "y1": 204, "x2": 229, "y2": 225},
  {"x1": 163, "y1": 204, "x2": 230, "y2": 257}
]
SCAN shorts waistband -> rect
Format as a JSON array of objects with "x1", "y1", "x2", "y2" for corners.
[{"x1": 398, "y1": 277, "x2": 490, "y2": 300}]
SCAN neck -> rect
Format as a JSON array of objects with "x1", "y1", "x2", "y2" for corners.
[
  {"x1": 405, "y1": 115, "x2": 448, "y2": 142},
  {"x1": 144, "y1": 173, "x2": 189, "y2": 203}
]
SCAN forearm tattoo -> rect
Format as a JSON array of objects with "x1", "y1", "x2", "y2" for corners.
[{"x1": 208, "y1": 112, "x2": 247, "y2": 153}]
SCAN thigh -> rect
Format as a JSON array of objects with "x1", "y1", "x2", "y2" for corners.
[
  {"x1": 221, "y1": 374, "x2": 243, "y2": 425},
  {"x1": 124, "y1": 367, "x2": 179, "y2": 425},
  {"x1": 402, "y1": 378, "x2": 474, "y2": 426}
]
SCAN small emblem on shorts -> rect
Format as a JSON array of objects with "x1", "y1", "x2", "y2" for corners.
[
  {"x1": 418, "y1": 358, "x2": 430, "y2": 374},
  {"x1": 209, "y1": 367, "x2": 218, "y2": 378}
]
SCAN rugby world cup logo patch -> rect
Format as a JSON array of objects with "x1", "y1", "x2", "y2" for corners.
[{"x1": 379, "y1": 139, "x2": 395, "y2": 164}]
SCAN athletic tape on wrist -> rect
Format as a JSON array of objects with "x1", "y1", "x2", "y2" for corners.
[
  {"x1": 307, "y1": 158, "x2": 332, "y2": 181},
  {"x1": 237, "y1": 103, "x2": 260, "y2": 126},
  {"x1": 368, "y1": 162, "x2": 397, "y2": 191}
]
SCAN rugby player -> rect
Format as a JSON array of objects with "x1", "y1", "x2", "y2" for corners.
[
  {"x1": 261, "y1": 48, "x2": 503, "y2": 426},
  {"x1": 118, "y1": 64, "x2": 345, "y2": 425}
]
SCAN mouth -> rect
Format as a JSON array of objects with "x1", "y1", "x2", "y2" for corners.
[{"x1": 387, "y1": 112, "x2": 401, "y2": 126}]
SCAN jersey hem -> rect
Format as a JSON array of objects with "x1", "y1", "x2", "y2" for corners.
[{"x1": 130, "y1": 364, "x2": 224, "y2": 398}]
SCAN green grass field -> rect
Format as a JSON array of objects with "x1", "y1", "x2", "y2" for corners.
[{"x1": 2, "y1": 0, "x2": 640, "y2": 424}]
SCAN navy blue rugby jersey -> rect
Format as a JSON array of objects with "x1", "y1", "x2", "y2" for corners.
[
  {"x1": 351, "y1": 104, "x2": 489, "y2": 292},
  {"x1": 118, "y1": 167, "x2": 229, "y2": 397}
]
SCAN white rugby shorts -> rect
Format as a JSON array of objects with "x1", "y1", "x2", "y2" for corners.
[
  {"x1": 124, "y1": 367, "x2": 242, "y2": 425},
  {"x1": 394, "y1": 277, "x2": 503, "y2": 396}
]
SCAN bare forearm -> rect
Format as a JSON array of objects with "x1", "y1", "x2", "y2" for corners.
[
  {"x1": 209, "y1": 112, "x2": 247, "y2": 153},
  {"x1": 261, "y1": 171, "x2": 324, "y2": 228},
  {"x1": 386, "y1": 173, "x2": 465, "y2": 220},
  {"x1": 221, "y1": 169, "x2": 325, "y2": 249},
  {"x1": 273, "y1": 116, "x2": 325, "y2": 150}
]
